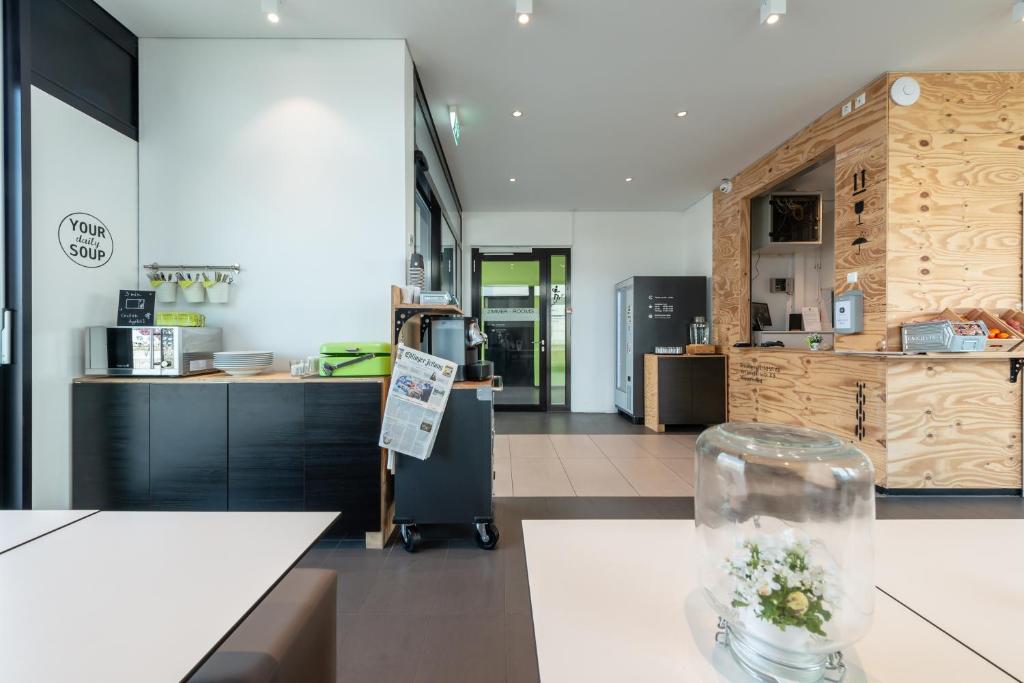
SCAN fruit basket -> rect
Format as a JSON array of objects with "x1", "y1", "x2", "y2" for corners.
[{"x1": 964, "y1": 308, "x2": 1023, "y2": 352}]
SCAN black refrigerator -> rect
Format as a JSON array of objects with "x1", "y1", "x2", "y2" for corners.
[{"x1": 614, "y1": 276, "x2": 708, "y2": 422}]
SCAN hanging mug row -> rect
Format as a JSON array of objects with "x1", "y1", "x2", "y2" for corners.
[{"x1": 149, "y1": 271, "x2": 235, "y2": 304}]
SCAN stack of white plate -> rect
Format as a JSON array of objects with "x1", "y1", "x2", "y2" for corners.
[{"x1": 213, "y1": 351, "x2": 274, "y2": 377}]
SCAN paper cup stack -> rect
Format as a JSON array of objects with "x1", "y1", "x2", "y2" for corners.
[{"x1": 213, "y1": 351, "x2": 274, "y2": 377}]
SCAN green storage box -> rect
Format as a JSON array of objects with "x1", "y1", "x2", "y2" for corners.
[
  {"x1": 319, "y1": 341, "x2": 392, "y2": 377},
  {"x1": 155, "y1": 311, "x2": 206, "y2": 327}
]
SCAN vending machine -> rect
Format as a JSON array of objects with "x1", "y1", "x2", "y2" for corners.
[{"x1": 614, "y1": 276, "x2": 708, "y2": 422}]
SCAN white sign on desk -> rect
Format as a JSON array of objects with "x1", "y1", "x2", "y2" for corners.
[{"x1": 802, "y1": 306, "x2": 822, "y2": 332}]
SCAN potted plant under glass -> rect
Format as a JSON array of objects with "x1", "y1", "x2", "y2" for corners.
[
  {"x1": 695, "y1": 423, "x2": 876, "y2": 682},
  {"x1": 806, "y1": 333, "x2": 823, "y2": 351}
]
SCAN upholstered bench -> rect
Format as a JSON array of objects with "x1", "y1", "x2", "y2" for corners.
[{"x1": 189, "y1": 568, "x2": 337, "y2": 683}]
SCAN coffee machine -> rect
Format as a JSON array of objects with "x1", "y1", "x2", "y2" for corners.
[{"x1": 423, "y1": 315, "x2": 486, "y2": 381}]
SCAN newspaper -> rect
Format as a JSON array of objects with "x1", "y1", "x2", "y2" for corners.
[{"x1": 379, "y1": 344, "x2": 458, "y2": 461}]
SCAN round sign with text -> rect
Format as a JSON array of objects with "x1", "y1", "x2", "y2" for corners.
[{"x1": 58, "y1": 212, "x2": 113, "y2": 268}]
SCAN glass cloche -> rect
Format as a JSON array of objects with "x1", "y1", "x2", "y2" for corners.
[{"x1": 695, "y1": 423, "x2": 875, "y2": 682}]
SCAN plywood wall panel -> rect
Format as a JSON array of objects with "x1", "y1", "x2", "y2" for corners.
[
  {"x1": 711, "y1": 76, "x2": 888, "y2": 350},
  {"x1": 728, "y1": 351, "x2": 887, "y2": 484},
  {"x1": 714, "y1": 71, "x2": 1024, "y2": 490},
  {"x1": 888, "y1": 72, "x2": 1024, "y2": 135},
  {"x1": 730, "y1": 77, "x2": 889, "y2": 199},
  {"x1": 834, "y1": 131, "x2": 888, "y2": 351},
  {"x1": 887, "y1": 71, "x2": 1024, "y2": 347},
  {"x1": 887, "y1": 360, "x2": 1022, "y2": 489},
  {"x1": 712, "y1": 193, "x2": 747, "y2": 347}
]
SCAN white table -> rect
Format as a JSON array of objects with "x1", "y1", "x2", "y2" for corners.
[
  {"x1": 874, "y1": 519, "x2": 1024, "y2": 681},
  {"x1": 524, "y1": 519, "x2": 1015, "y2": 682},
  {"x1": 0, "y1": 510, "x2": 338, "y2": 683},
  {"x1": 0, "y1": 509, "x2": 97, "y2": 553}
]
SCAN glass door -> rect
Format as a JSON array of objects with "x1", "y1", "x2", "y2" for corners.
[
  {"x1": 548, "y1": 253, "x2": 570, "y2": 410},
  {"x1": 472, "y1": 249, "x2": 571, "y2": 411}
]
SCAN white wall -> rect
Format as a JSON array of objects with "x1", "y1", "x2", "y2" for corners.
[
  {"x1": 31, "y1": 88, "x2": 139, "y2": 508},
  {"x1": 139, "y1": 39, "x2": 413, "y2": 362},
  {"x1": 463, "y1": 194, "x2": 713, "y2": 413}
]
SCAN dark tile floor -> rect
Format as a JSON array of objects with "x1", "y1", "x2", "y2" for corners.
[
  {"x1": 494, "y1": 411, "x2": 703, "y2": 435},
  {"x1": 298, "y1": 495, "x2": 1024, "y2": 682}
]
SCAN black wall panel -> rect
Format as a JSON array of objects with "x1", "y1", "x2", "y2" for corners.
[
  {"x1": 228, "y1": 384, "x2": 305, "y2": 511},
  {"x1": 72, "y1": 383, "x2": 150, "y2": 509},
  {"x1": 305, "y1": 383, "x2": 382, "y2": 532},
  {"x1": 29, "y1": 0, "x2": 138, "y2": 138},
  {"x1": 150, "y1": 384, "x2": 228, "y2": 510}
]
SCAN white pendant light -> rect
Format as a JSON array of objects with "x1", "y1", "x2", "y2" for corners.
[
  {"x1": 1014, "y1": 1, "x2": 1024, "y2": 23},
  {"x1": 516, "y1": 0, "x2": 533, "y2": 25},
  {"x1": 262, "y1": 0, "x2": 280, "y2": 24},
  {"x1": 760, "y1": 0, "x2": 786, "y2": 25}
]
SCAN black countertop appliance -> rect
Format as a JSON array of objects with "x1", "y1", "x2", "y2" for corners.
[{"x1": 423, "y1": 315, "x2": 486, "y2": 381}]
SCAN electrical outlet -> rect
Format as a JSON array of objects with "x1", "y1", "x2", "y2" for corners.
[
  {"x1": 847, "y1": 272, "x2": 859, "y2": 284},
  {"x1": 855, "y1": 92, "x2": 867, "y2": 109},
  {"x1": 841, "y1": 101, "x2": 853, "y2": 117}
]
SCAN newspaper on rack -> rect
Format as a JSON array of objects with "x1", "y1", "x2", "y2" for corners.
[{"x1": 378, "y1": 344, "x2": 458, "y2": 461}]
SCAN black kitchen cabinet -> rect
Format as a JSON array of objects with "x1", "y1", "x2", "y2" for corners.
[
  {"x1": 688, "y1": 359, "x2": 727, "y2": 425},
  {"x1": 644, "y1": 354, "x2": 727, "y2": 431},
  {"x1": 72, "y1": 379, "x2": 386, "y2": 535},
  {"x1": 304, "y1": 383, "x2": 382, "y2": 532},
  {"x1": 150, "y1": 384, "x2": 227, "y2": 510},
  {"x1": 228, "y1": 384, "x2": 305, "y2": 511},
  {"x1": 72, "y1": 383, "x2": 150, "y2": 509}
]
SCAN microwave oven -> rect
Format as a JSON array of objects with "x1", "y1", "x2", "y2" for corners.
[{"x1": 85, "y1": 326, "x2": 223, "y2": 376}]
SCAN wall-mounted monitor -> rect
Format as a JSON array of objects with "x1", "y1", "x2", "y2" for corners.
[
  {"x1": 769, "y1": 193, "x2": 822, "y2": 244},
  {"x1": 751, "y1": 302, "x2": 772, "y2": 332}
]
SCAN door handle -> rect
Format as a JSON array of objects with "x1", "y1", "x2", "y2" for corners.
[{"x1": 1, "y1": 309, "x2": 10, "y2": 365}]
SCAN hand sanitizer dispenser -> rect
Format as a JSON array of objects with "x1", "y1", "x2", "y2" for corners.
[{"x1": 834, "y1": 290, "x2": 864, "y2": 334}]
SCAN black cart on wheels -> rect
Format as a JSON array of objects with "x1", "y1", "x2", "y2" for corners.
[{"x1": 393, "y1": 381, "x2": 499, "y2": 552}]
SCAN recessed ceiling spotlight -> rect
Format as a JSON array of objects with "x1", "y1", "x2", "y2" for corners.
[
  {"x1": 625, "y1": 177, "x2": 633, "y2": 182},
  {"x1": 516, "y1": 0, "x2": 533, "y2": 25},
  {"x1": 509, "y1": 177, "x2": 517, "y2": 183},
  {"x1": 760, "y1": 0, "x2": 786, "y2": 25},
  {"x1": 262, "y1": 0, "x2": 281, "y2": 23},
  {"x1": 676, "y1": 111, "x2": 688, "y2": 118},
  {"x1": 512, "y1": 110, "x2": 523, "y2": 118},
  {"x1": 1014, "y1": 1, "x2": 1024, "y2": 23}
]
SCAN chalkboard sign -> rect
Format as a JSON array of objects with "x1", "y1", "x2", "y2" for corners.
[{"x1": 117, "y1": 290, "x2": 155, "y2": 327}]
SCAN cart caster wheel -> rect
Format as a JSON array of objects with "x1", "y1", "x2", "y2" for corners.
[
  {"x1": 401, "y1": 525, "x2": 421, "y2": 553},
  {"x1": 475, "y1": 523, "x2": 499, "y2": 550}
]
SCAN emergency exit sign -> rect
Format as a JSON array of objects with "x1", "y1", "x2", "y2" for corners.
[{"x1": 448, "y1": 105, "x2": 461, "y2": 146}]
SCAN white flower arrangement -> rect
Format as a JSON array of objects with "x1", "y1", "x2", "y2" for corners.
[{"x1": 724, "y1": 528, "x2": 836, "y2": 637}]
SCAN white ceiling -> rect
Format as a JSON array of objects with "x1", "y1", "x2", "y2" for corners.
[{"x1": 98, "y1": 0, "x2": 1024, "y2": 212}]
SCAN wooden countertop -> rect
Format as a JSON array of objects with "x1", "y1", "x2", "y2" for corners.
[
  {"x1": 728, "y1": 346, "x2": 830, "y2": 354},
  {"x1": 727, "y1": 347, "x2": 1024, "y2": 360},
  {"x1": 74, "y1": 372, "x2": 387, "y2": 384},
  {"x1": 452, "y1": 379, "x2": 495, "y2": 390},
  {"x1": 74, "y1": 372, "x2": 496, "y2": 389}
]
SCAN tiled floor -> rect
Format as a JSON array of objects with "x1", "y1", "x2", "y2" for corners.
[
  {"x1": 494, "y1": 411, "x2": 680, "y2": 435},
  {"x1": 298, "y1": 495, "x2": 1024, "y2": 683},
  {"x1": 493, "y1": 433, "x2": 697, "y2": 497}
]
